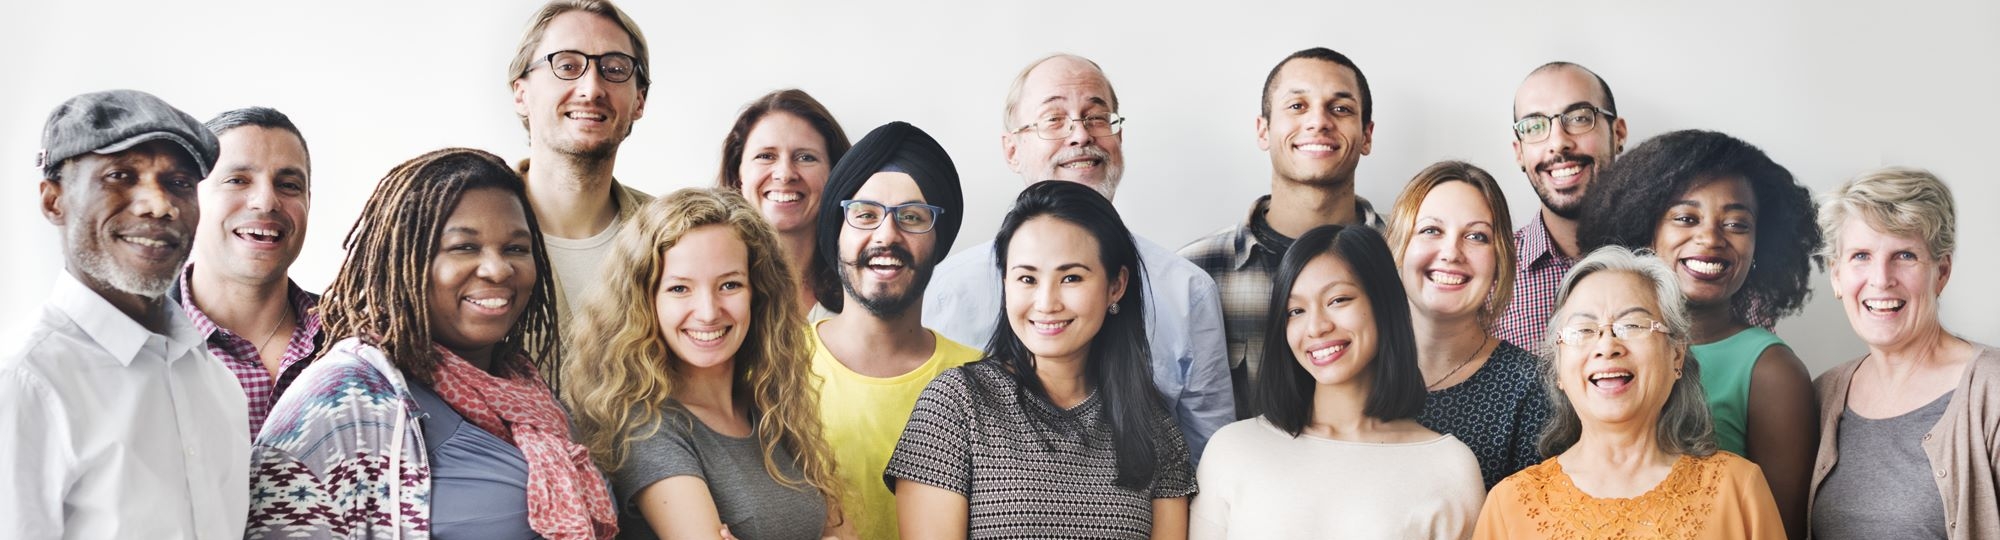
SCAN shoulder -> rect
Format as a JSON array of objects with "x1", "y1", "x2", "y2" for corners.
[
  {"x1": 1487, "y1": 341, "x2": 1544, "y2": 379},
  {"x1": 931, "y1": 334, "x2": 985, "y2": 367},
  {"x1": 1812, "y1": 356, "x2": 1866, "y2": 397},
  {"x1": 288, "y1": 339, "x2": 404, "y2": 399},
  {"x1": 1693, "y1": 451, "x2": 1768, "y2": 485},
  {"x1": 1178, "y1": 225, "x2": 1247, "y2": 261},
  {"x1": 933, "y1": 242, "x2": 996, "y2": 276}
]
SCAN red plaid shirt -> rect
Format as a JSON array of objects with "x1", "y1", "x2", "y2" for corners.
[
  {"x1": 1497, "y1": 214, "x2": 1575, "y2": 357},
  {"x1": 176, "y1": 265, "x2": 324, "y2": 437}
]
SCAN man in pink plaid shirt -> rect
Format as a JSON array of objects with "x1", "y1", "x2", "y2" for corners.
[
  {"x1": 1495, "y1": 62, "x2": 1627, "y2": 356},
  {"x1": 173, "y1": 107, "x2": 324, "y2": 437}
]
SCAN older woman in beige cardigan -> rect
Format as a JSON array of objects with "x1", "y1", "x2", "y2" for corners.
[{"x1": 1807, "y1": 167, "x2": 1999, "y2": 540}]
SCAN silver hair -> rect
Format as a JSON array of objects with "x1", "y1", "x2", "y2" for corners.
[{"x1": 1536, "y1": 245, "x2": 1717, "y2": 458}]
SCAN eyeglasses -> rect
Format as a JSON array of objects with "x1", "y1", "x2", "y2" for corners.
[
  {"x1": 1012, "y1": 113, "x2": 1126, "y2": 141},
  {"x1": 1513, "y1": 105, "x2": 1615, "y2": 143},
  {"x1": 1555, "y1": 319, "x2": 1670, "y2": 347},
  {"x1": 527, "y1": 50, "x2": 643, "y2": 84},
  {"x1": 839, "y1": 200, "x2": 947, "y2": 234}
]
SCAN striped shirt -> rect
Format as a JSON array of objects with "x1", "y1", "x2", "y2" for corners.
[
  {"x1": 175, "y1": 265, "x2": 324, "y2": 437},
  {"x1": 1496, "y1": 214, "x2": 1574, "y2": 358},
  {"x1": 885, "y1": 361, "x2": 1197, "y2": 539},
  {"x1": 1178, "y1": 194, "x2": 1383, "y2": 418}
]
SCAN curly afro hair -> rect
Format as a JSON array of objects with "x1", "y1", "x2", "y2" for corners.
[{"x1": 1577, "y1": 129, "x2": 1822, "y2": 324}]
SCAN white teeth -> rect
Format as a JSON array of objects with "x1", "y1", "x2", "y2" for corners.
[
  {"x1": 1684, "y1": 259, "x2": 1726, "y2": 275},
  {"x1": 1032, "y1": 321, "x2": 1068, "y2": 332},
  {"x1": 124, "y1": 236, "x2": 167, "y2": 248},
  {"x1": 1863, "y1": 299, "x2": 1905, "y2": 311},
  {"x1": 1427, "y1": 271, "x2": 1467, "y2": 285},
  {"x1": 764, "y1": 191, "x2": 801, "y2": 203},
  {"x1": 1297, "y1": 143, "x2": 1334, "y2": 152},
  {"x1": 867, "y1": 256, "x2": 903, "y2": 267},
  {"x1": 566, "y1": 112, "x2": 606, "y2": 121},
  {"x1": 1589, "y1": 371, "x2": 1632, "y2": 381},
  {"x1": 1060, "y1": 160, "x2": 1096, "y2": 169},
  {"x1": 467, "y1": 298, "x2": 509, "y2": 309},
  {"x1": 1550, "y1": 164, "x2": 1581, "y2": 178},
  {"x1": 687, "y1": 329, "x2": 725, "y2": 341},
  {"x1": 234, "y1": 227, "x2": 281, "y2": 239},
  {"x1": 1310, "y1": 344, "x2": 1346, "y2": 360}
]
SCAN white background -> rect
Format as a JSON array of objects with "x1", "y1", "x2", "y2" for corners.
[{"x1": 4, "y1": 0, "x2": 1995, "y2": 374}]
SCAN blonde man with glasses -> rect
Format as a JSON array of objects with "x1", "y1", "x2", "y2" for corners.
[
  {"x1": 924, "y1": 53, "x2": 1234, "y2": 463},
  {"x1": 507, "y1": 0, "x2": 655, "y2": 319}
]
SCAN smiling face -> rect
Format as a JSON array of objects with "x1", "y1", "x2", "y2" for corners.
[
  {"x1": 1651, "y1": 176, "x2": 1758, "y2": 310},
  {"x1": 1400, "y1": 181, "x2": 1499, "y2": 321},
  {"x1": 1553, "y1": 271, "x2": 1684, "y2": 430},
  {"x1": 512, "y1": 11, "x2": 647, "y2": 161},
  {"x1": 1005, "y1": 216, "x2": 1126, "y2": 366},
  {"x1": 1258, "y1": 58, "x2": 1373, "y2": 189},
  {"x1": 42, "y1": 140, "x2": 203, "y2": 300},
  {"x1": 194, "y1": 126, "x2": 311, "y2": 284},
  {"x1": 426, "y1": 187, "x2": 538, "y2": 365},
  {"x1": 836, "y1": 172, "x2": 940, "y2": 318},
  {"x1": 1512, "y1": 66, "x2": 1626, "y2": 219},
  {"x1": 1828, "y1": 217, "x2": 1952, "y2": 351},
  {"x1": 1285, "y1": 253, "x2": 1379, "y2": 387},
  {"x1": 737, "y1": 112, "x2": 831, "y2": 234},
  {"x1": 1002, "y1": 56, "x2": 1125, "y2": 197},
  {"x1": 655, "y1": 224, "x2": 753, "y2": 371}
]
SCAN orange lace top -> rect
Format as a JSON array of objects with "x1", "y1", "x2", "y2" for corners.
[{"x1": 1472, "y1": 452, "x2": 1786, "y2": 539}]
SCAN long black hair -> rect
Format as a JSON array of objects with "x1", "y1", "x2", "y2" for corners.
[
  {"x1": 981, "y1": 180, "x2": 1166, "y2": 491},
  {"x1": 1255, "y1": 224, "x2": 1425, "y2": 434}
]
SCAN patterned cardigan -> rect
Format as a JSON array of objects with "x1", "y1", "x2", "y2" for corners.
[{"x1": 247, "y1": 337, "x2": 431, "y2": 539}]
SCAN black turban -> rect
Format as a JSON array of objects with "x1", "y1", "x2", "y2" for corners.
[{"x1": 813, "y1": 121, "x2": 964, "y2": 310}]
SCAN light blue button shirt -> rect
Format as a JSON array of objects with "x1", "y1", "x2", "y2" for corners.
[{"x1": 922, "y1": 235, "x2": 1234, "y2": 462}]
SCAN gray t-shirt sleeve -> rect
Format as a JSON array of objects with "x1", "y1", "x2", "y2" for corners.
[{"x1": 611, "y1": 414, "x2": 704, "y2": 505}]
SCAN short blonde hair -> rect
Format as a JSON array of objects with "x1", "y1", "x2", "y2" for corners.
[
  {"x1": 1817, "y1": 167, "x2": 1958, "y2": 263},
  {"x1": 1386, "y1": 160, "x2": 1515, "y2": 330},
  {"x1": 507, "y1": 0, "x2": 652, "y2": 130}
]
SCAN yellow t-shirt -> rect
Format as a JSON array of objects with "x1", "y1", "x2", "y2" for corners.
[{"x1": 809, "y1": 319, "x2": 982, "y2": 540}]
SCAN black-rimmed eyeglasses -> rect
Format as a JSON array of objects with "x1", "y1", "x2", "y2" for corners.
[
  {"x1": 527, "y1": 50, "x2": 643, "y2": 84},
  {"x1": 1513, "y1": 105, "x2": 1615, "y2": 143}
]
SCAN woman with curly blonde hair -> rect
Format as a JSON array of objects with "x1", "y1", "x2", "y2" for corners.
[{"x1": 564, "y1": 187, "x2": 849, "y2": 539}]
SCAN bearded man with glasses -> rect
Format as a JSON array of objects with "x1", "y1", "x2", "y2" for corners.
[
  {"x1": 923, "y1": 54, "x2": 1235, "y2": 463},
  {"x1": 1497, "y1": 61, "x2": 1630, "y2": 356},
  {"x1": 505, "y1": 0, "x2": 655, "y2": 320}
]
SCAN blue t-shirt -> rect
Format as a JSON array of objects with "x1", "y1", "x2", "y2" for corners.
[{"x1": 410, "y1": 382, "x2": 540, "y2": 540}]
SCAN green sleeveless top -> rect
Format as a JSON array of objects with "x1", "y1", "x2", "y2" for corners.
[{"x1": 1690, "y1": 326, "x2": 1786, "y2": 455}]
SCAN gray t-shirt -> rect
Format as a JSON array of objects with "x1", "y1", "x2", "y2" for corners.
[
  {"x1": 1813, "y1": 390, "x2": 1954, "y2": 539},
  {"x1": 611, "y1": 403, "x2": 827, "y2": 540}
]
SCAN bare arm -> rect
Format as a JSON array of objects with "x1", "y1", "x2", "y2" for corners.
[
  {"x1": 1745, "y1": 345, "x2": 1818, "y2": 540},
  {"x1": 896, "y1": 479, "x2": 968, "y2": 540},
  {"x1": 635, "y1": 476, "x2": 729, "y2": 540},
  {"x1": 1151, "y1": 497, "x2": 1190, "y2": 540}
]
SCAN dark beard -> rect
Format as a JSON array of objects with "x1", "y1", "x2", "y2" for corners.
[{"x1": 838, "y1": 245, "x2": 932, "y2": 318}]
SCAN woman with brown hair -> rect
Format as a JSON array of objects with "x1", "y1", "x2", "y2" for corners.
[
  {"x1": 565, "y1": 188, "x2": 848, "y2": 539},
  {"x1": 716, "y1": 89, "x2": 852, "y2": 316}
]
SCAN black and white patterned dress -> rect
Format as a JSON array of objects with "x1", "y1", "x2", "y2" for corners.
[
  {"x1": 1416, "y1": 340, "x2": 1552, "y2": 489},
  {"x1": 885, "y1": 361, "x2": 1197, "y2": 539}
]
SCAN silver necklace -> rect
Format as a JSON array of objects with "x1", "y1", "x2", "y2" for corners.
[{"x1": 1426, "y1": 336, "x2": 1492, "y2": 391}]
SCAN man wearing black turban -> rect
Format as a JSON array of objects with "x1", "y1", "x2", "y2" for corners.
[{"x1": 803, "y1": 121, "x2": 984, "y2": 539}]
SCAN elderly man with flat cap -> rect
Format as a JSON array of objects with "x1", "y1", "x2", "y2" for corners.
[
  {"x1": 1, "y1": 90, "x2": 250, "y2": 538},
  {"x1": 806, "y1": 121, "x2": 983, "y2": 540}
]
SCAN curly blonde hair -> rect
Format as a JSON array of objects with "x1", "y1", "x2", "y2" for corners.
[{"x1": 563, "y1": 187, "x2": 842, "y2": 513}]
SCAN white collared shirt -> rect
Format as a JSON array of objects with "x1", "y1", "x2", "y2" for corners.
[{"x1": 0, "y1": 270, "x2": 250, "y2": 539}]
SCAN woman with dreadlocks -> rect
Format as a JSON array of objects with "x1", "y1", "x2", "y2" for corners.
[{"x1": 245, "y1": 148, "x2": 617, "y2": 539}]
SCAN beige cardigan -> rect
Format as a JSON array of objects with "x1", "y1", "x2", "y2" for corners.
[{"x1": 1808, "y1": 342, "x2": 2000, "y2": 540}]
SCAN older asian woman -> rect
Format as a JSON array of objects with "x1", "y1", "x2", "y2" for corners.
[
  {"x1": 1387, "y1": 161, "x2": 1551, "y2": 489},
  {"x1": 1807, "y1": 167, "x2": 1999, "y2": 540},
  {"x1": 1577, "y1": 130, "x2": 1822, "y2": 537},
  {"x1": 1473, "y1": 246, "x2": 1783, "y2": 539}
]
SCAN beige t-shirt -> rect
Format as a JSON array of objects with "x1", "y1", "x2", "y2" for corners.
[
  {"x1": 1191, "y1": 417, "x2": 1486, "y2": 539},
  {"x1": 543, "y1": 222, "x2": 621, "y2": 318}
]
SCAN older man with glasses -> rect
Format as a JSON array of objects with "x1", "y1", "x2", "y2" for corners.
[
  {"x1": 506, "y1": 0, "x2": 655, "y2": 319},
  {"x1": 923, "y1": 53, "x2": 1234, "y2": 463},
  {"x1": 1495, "y1": 61, "x2": 1629, "y2": 356}
]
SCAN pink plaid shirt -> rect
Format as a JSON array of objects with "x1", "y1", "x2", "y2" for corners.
[
  {"x1": 176, "y1": 266, "x2": 323, "y2": 437},
  {"x1": 1497, "y1": 214, "x2": 1575, "y2": 357}
]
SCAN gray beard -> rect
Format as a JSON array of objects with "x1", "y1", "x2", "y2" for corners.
[{"x1": 70, "y1": 234, "x2": 174, "y2": 299}]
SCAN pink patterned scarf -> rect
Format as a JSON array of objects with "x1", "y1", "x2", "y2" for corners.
[{"x1": 431, "y1": 348, "x2": 617, "y2": 539}]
